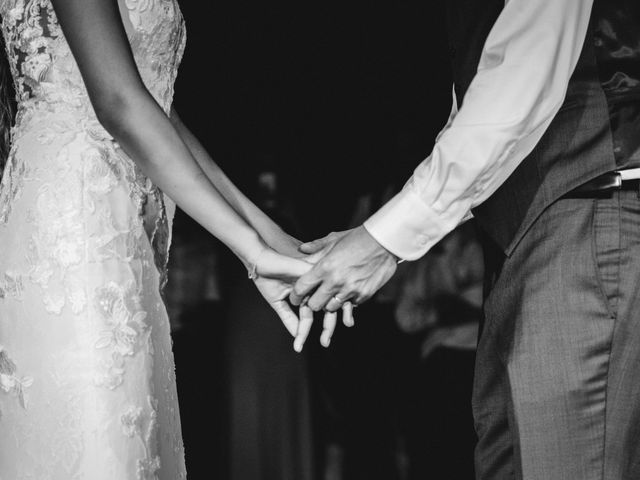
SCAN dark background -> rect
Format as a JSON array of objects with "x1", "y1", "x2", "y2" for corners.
[
  {"x1": 168, "y1": 2, "x2": 468, "y2": 479},
  {"x1": 172, "y1": 0, "x2": 452, "y2": 238}
]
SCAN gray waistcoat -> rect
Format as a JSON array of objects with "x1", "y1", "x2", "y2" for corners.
[{"x1": 448, "y1": 0, "x2": 640, "y2": 254}]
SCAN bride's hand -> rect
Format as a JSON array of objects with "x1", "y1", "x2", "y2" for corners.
[
  {"x1": 251, "y1": 249, "x2": 313, "y2": 337},
  {"x1": 268, "y1": 231, "x2": 304, "y2": 259},
  {"x1": 251, "y1": 248, "x2": 345, "y2": 352}
]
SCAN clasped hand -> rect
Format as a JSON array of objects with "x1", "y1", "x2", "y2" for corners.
[{"x1": 254, "y1": 226, "x2": 398, "y2": 352}]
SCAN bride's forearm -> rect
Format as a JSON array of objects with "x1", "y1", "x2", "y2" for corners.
[
  {"x1": 49, "y1": 0, "x2": 268, "y2": 269},
  {"x1": 169, "y1": 108, "x2": 300, "y2": 255},
  {"x1": 100, "y1": 97, "x2": 265, "y2": 268}
]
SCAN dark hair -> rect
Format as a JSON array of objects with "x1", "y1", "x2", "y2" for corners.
[{"x1": 0, "y1": 27, "x2": 15, "y2": 171}]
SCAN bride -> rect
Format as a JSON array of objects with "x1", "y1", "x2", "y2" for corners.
[{"x1": 0, "y1": 0, "x2": 322, "y2": 477}]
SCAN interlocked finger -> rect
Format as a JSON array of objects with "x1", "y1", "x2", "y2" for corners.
[
  {"x1": 272, "y1": 300, "x2": 301, "y2": 337},
  {"x1": 293, "y1": 304, "x2": 314, "y2": 352},
  {"x1": 342, "y1": 301, "x2": 355, "y2": 327},
  {"x1": 325, "y1": 292, "x2": 347, "y2": 313},
  {"x1": 308, "y1": 284, "x2": 343, "y2": 312},
  {"x1": 290, "y1": 273, "x2": 321, "y2": 306},
  {"x1": 320, "y1": 311, "x2": 338, "y2": 347}
]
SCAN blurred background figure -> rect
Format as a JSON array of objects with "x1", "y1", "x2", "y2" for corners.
[
  {"x1": 167, "y1": 215, "x2": 229, "y2": 478},
  {"x1": 395, "y1": 222, "x2": 483, "y2": 480},
  {"x1": 314, "y1": 186, "x2": 482, "y2": 480},
  {"x1": 224, "y1": 158, "x2": 315, "y2": 480},
  {"x1": 313, "y1": 185, "x2": 411, "y2": 480},
  {"x1": 167, "y1": 158, "x2": 316, "y2": 480}
]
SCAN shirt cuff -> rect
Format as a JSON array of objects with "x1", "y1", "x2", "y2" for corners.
[{"x1": 363, "y1": 185, "x2": 466, "y2": 261}]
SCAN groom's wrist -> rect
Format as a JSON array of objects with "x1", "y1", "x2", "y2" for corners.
[
  {"x1": 362, "y1": 224, "x2": 403, "y2": 264},
  {"x1": 363, "y1": 187, "x2": 460, "y2": 261}
]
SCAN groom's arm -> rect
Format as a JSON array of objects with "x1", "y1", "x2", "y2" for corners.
[
  {"x1": 290, "y1": 0, "x2": 594, "y2": 316},
  {"x1": 365, "y1": 0, "x2": 594, "y2": 261}
]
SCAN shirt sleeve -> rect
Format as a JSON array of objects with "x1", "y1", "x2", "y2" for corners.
[{"x1": 364, "y1": 0, "x2": 594, "y2": 261}]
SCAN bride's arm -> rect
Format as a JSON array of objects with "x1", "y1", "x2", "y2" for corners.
[
  {"x1": 169, "y1": 109, "x2": 301, "y2": 256},
  {"x1": 50, "y1": 0, "x2": 308, "y2": 332},
  {"x1": 51, "y1": 0, "x2": 262, "y2": 266}
]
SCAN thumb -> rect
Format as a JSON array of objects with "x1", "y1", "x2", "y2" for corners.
[
  {"x1": 303, "y1": 249, "x2": 328, "y2": 265},
  {"x1": 259, "y1": 250, "x2": 312, "y2": 280},
  {"x1": 299, "y1": 236, "x2": 331, "y2": 254}
]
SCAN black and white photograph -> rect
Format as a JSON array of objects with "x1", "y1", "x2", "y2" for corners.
[{"x1": 0, "y1": 0, "x2": 639, "y2": 479}]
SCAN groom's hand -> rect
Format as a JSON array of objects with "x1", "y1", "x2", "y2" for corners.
[
  {"x1": 290, "y1": 226, "x2": 398, "y2": 312},
  {"x1": 298, "y1": 229, "x2": 352, "y2": 256}
]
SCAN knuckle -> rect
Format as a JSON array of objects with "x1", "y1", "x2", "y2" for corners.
[
  {"x1": 328, "y1": 272, "x2": 343, "y2": 286},
  {"x1": 324, "y1": 256, "x2": 338, "y2": 268},
  {"x1": 345, "y1": 281, "x2": 359, "y2": 295},
  {"x1": 317, "y1": 261, "x2": 330, "y2": 274},
  {"x1": 308, "y1": 299, "x2": 322, "y2": 312}
]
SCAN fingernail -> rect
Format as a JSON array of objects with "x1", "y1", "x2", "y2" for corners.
[
  {"x1": 321, "y1": 335, "x2": 330, "y2": 348},
  {"x1": 294, "y1": 339, "x2": 303, "y2": 353}
]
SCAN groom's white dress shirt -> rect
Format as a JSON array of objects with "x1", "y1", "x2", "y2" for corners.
[{"x1": 363, "y1": 0, "x2": 595, "y2": 261}]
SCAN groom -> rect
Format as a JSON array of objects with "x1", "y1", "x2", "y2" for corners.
[{"x1": 290, "y1": 0, "x2": 640, "y2": 478}]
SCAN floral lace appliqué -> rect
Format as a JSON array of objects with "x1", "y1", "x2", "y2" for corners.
[
  {"x1": 137, "y1": 396, "x2": 161, "y2": 480},
  {"x1": 0, "y1": 347, "x2": 34, "y2": 413},
  {"x1": 137, "y1": 456, "x2": 161, "y2": 480},
  {"x1": 121, "y1": 405, "x2": 144, "y2": 438},
  {"x1": 93, "y1": 281, "x2": 150, "y2": 389},
  {"x1": 0, "y1": 149, "x2": 30, "y2": 225},
  {"x1": 0, "y1": 271, "x2": 24, "y2": 300},
  {"x1": 121, "y1": 396, "x2": 161, "y2": 480}
]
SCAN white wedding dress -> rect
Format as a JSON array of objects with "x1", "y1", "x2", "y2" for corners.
[{"x1": 0, "y1": 0, "x2": 187, "y2": 478}]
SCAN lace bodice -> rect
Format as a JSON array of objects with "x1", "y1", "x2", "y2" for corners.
[
  {"x1": 0, "y1": 0, "x2": 186, "y2": 126},
  {"x1": 0, "y1": 0, "x2": 186, "y2": 292}
]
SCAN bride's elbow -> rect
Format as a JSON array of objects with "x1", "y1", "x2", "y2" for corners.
[{"x1": 92, "y1": 89, "x2": 139, "y2": 137}]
